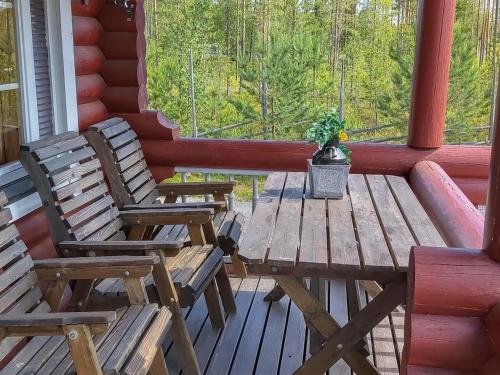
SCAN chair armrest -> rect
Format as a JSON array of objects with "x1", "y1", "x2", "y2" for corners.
[
  {"x1": 0, "y1": 312, "x2": 116, "y2": 336},
  {"x1": 0, "y1": 312, "x2": 116, "y2": 328},
  {"x1": 58, "y1": 241, "x2": 184, "y2": 252},
  {"x1": 156, "y1": 182, "x2": 235, "y2": 196},
  {"x1": 120, "y1": 208, "x2": 213, "y2": 226},
  {"x1": 121, "y1": 201, "x2": 224, "y2": 212},
  {"x1": 34, "y1": 255, "x2": 161, "y2": 280}
]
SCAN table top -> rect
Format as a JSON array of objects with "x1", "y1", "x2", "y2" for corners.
[{"x1": 238, "y1": 172, "x2": 446, "y2": 277}]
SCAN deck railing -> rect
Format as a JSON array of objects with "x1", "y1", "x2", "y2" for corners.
[{"x1": 174, "y1": 167, "x2": 271, "y2": 212}]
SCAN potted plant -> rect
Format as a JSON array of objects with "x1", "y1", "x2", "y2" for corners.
[{"x1": 306, "y1": 108, "x2": 351, "y2": 199}]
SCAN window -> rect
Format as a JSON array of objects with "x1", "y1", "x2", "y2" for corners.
[{"x1": 0, "y1": 1, "x2": 21, "y2": 164}]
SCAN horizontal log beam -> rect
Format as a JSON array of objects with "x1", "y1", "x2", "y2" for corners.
[
  {"x1": 408, "y1": 247, "x2": 500, "y2": 316},
  {"x1": 140, "y1": 137, "x2": 491, "y2": 180},
  {"x1": 409, "y1": 161, "x2": 484, "y2": 248},
  {"x1": 404, "y1": 313, "x2": 493, "y2": 371}
]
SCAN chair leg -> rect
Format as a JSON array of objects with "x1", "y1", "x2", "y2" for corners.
[
  {"x1": 148, "y1": 349, "x2": 169, "y2": 375},
  {"x1": 230, "y1": 253, "x2": 248, "y2": 279},
  {"x1": 215, "y1": 264, "x2": 237, "y2": 313},
  {"x1": 63, "y1": 324, "x2": 103, "y2": 375},
  {"x1": 204, "y1": 279, "x2": 226, "y2": 329},
  {"x1": 171, "y1": 311, "x2": 201, "y2": 375}
]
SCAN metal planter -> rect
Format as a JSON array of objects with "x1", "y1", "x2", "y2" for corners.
[{"x1": 308, "y1": 159, "x2": 350, "y2": 199}]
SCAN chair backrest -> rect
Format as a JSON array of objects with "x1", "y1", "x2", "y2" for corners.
[
  {"x1": 0, "y1": 191, "x2": 51, "y2": 362},
  {"x1": 0, "y1": 161, "x2": 41, "y2": 222},
  {"x1": 19, "y1": 133, "x2": 127, "y2": 252},
  {"x1": 86, "y1": 118, "x2": 158, "y2": 208}
]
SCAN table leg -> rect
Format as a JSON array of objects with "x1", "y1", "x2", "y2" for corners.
[
  {"x1": 347, "y1": 280, "x2": 370, "y2": 357},
  {"x1": 264, "y1": 284, "x2": 286, "y2": 302},
  {"x1": 274, "y1": 275, "x2": 406, "y2": 375},
  {"x1": 309, "y1": 277, "x2": 327, "y2": 355}
]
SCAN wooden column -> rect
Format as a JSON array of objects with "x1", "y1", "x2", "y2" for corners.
[
  {"x1": 407, "y1": 0, "x2": 456, "y2": 148},
  {"x1": 484, "y1": 78, "x2": 500, "y2": 261}
]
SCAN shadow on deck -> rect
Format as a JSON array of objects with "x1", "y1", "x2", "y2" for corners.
[{"x1": 163, "y1": 277, "x2": 404, "y2": 375}]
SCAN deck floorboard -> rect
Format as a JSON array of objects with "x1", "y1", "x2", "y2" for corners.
[{"x1": 165, "y1": 277, "x2": 403, "y2": 375}]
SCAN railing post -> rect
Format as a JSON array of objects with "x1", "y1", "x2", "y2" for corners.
[
  {"x1": 252, "y1": 176, "x2": 259, "y2": 213},
  {"x1": 181, "y1": 172, "x2": 187, "y2": 203},
  {"x1": 228, "y1": 175, "x2": 235, "y2": 211},
  {"x1": 204, "y1": 174, "x2": 211, "y2": 202}
]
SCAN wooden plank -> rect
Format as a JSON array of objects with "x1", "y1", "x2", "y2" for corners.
[
  {"x1": 72, "y1": 207, "x2": 120, "y2": 240},
  {"x1": 0, "y1": 224, "x2": 20, "y2": 248},
  {"x1": 102, "y1": 304, "x2": 157, "y2": 372},
  {"x1": 197, "y1": 277, "x2": 259, "y2": 373},
  {"x1": 66, "y1": 195, "x2": 114, "y2": 227},
  {"x1": 254, "y1": 294, "x2": 290, "y2": 374},
  {"x1": 83, "y1": 220, "x2": 124, "y2": 242},
  {"x1": 0, "y1": 272, "x2": 38, "y2": 313},
  {"x1": 1, "y1": 335, "x2": 52, "y2": 374},
  {"x1": 20, "y1": 335, "x2": 67, "y2": 374},
  {"x1": 108, "y1": 129, "x2": 137, "y2": 150},
  {"x1": 391, "y1": 311, "x2": 405, "y2": 367},
  {"x1": 118, "y1": 151, "x2": 145, "y2": 174},
  {"x1": 366, "y1": 175, "x2": 416, "y2": 271},
  {"x1": 238, "y1": 173, "x2": 286, "y2": 265},
  {"x1": 54, "y1": 171, "x2": 105, "y2": 200},
  {"x1": 386, "y1": 175, "x2": 446, "y2": 247},
  {"x1": 230, "y1": 278, "x2": 275, "y2": 374},
  {"x1": 115, "y1": 140, "x2": 142, "y2": 162},
  {"x1": 127, "y1": 172, "x2": 153, "y2": 194},
  {"x1": 279, "y1": 294, "x2": 307, "y2": 374},
  {"x1": 348, "y1": 174, "x2": 394, "y2": 271},
  {"x1": 34, "y1": 135, "x2": 87, "y2": 161},
  {"x1": 299, "y1": 181, "x2": 328, "y2": 269},
  {"x1": 90, "y1": 117, "x2": 123, "y2": 132},
  {"x1": 0, "y1": 255, "x2": 33, "y2": 292},
  {"x1": 121, "y1": 159, "x2": 148, "y2": 183},
  {"x1": 49, "y1": 158, "x2": 101, "y2": 186},
  {"x1": 328, "y1": 196, "x2": 361, "y2": 271},
  {"x1": 42, "y1": 147, "x2": 95, "y2": 174},
  {"x1": 369, "y1": 295, "x2": 399, "y2": 375},
  {"x1": 0, "y1": 240, "x2": 27, "y2": 269},
  {"x1": 58, "y1": 184, "x2": 108, "y2": 214},
  {"x1": 101, "y1": 120, "x2": 130, "y2": 139},
  {"x1": 132, "y1": 179, "x2": 157, "y2": 204},
  {"x1": 267, "y1": 172, "x2": 304, "y2": 267}
]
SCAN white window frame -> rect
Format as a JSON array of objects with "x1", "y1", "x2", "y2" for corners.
[{"x1": 13, "y1": 0, "x2": 78, "y2": 142}]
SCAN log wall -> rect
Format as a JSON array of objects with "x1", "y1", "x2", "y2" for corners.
[{"x1": 72, "y1": 0, "x2": 109, "y2": 130}]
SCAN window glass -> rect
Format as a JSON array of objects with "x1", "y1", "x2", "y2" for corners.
[{"x1": 0, "y1": 1, "x2": 21, "y2": 164}]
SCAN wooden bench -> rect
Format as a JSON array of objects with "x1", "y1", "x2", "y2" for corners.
[
  {"x1": 86, "y1": 118, "x2": 247, "y2": 278},
  {"x1": 19, "y1": 132, "x2": 239, "y2": 374},
  {"x1": 0, "y1": 191, "x2": 172, "y2": 375}
]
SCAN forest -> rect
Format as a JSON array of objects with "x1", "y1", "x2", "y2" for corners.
[{"x1": 144, "y1": 0, "x2": 499, "y2": 144}]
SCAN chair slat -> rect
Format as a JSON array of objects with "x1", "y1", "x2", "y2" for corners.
[
  {"x1": 42, "y1": 147, "x2": 96, "y2": 174},
  {"x1": 34, "y1": 135, "x2": 87, "y2": 161},
  {"x1": 53, "y1": 171, "x2": 105, "y2": 200}
]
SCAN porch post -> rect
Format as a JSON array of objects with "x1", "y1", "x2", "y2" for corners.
[
  {"x1": 484, "y1": 79, "x2": 500, "y2": 261},
  {"x1": 407, "y1": 0, "x2": 456, "y2": 149}
]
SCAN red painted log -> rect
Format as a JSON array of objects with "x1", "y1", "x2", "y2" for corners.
[
  {"x1": 453, "y1": 177, "x2": 489, "y2": 206},
  {"x1": 404, "y1": 313, "x2": 493, "y2": 371},
  {"x1": 76, "y1": 74, "x2": 106, "y2": 104},
  {"x1": 483, "y1": 357, "x2": 500, "y2": 375},
  {"x1": 97, "y1": 3, "x2": 138, "y2": 32},
  {"x1": 408, "y1": 247, "x2": 500, "y2": 316},
  {"x1": 406, "y1": 366, "x2": 477, "y2": 375},
  {"x1": 148, "y1": 165, "x2": 176, "y2": 182},
  {"x1": 408, "y1": 0, "x2": 456, "y2": 148},
  {"x1": 78, "y1": 101, "x2": 109, "y2": 130},
  {"x1": 71, "y1": 0, "x2": 104, "y2": 17},
  {"x1": 116, "y1": 111, "x2": 179, "y2": 141},
  {"x1": 486, "y1": 304, "x2": 500, "y2": 354},
  {"x1": 409, "y1": 161, "x2": 483, "y2": 248},
  {"x1": 74, "y1": 46, "x2": 105, "y2": 75},
  {"x1": 72, "y1": 16, "x2": 103, "y2": 46},
  {"x1": 15, "y1": 209, "x2": 57, "y2": 260},
  {"x1": 101, "y1": 87, "x2": 140, "y2": 113},
  {"x1": 99, "y1": 32, "x2": 138, "y2": 59},
  {"x1": 100, "y1": 60, "x2": 138, "y2": 86},
  {"x1": 140, "y1": 138, "x2": 491, "y2": 179}
]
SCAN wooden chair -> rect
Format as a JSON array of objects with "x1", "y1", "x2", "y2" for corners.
[
  {"x1": 0, "y1": 191, "x2": 171, "y2": 375},
  {"x1": 86, "y1": 118, "x2": 247, "y2": 278},
  {"x1": 20, "y1": 133, "x2": 237, "y2": 375}
]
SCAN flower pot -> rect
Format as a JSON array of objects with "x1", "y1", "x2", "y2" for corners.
[{"x1": 308, "y1": 159, "x2": 350, "y2": 199}]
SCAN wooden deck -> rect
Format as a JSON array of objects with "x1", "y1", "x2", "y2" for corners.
[{"x1": 163, "y1": 277, "x2": 404, "y2": 375}]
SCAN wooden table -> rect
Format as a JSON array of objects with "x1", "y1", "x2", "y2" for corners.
[{"x1": 238, "y1": 172, "x2": 446, "y2": 374}]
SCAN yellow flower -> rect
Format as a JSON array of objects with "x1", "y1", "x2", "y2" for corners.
[{"x1": 338, "y1": 131, "x2": 348, "y2": 142}]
